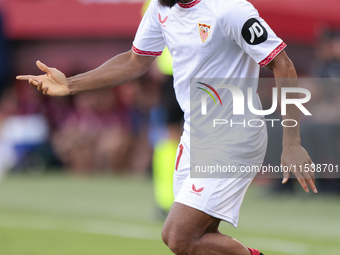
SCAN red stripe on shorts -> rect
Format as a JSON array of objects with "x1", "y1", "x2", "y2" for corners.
[{"x1": 175, "y1": 144, "x2": 184, "y2": 171}]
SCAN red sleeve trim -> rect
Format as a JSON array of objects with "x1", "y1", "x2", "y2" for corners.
[
  {"x1": 258, "y1": 42, "x2": 287, "y2": 67},
  {"x1": 132, "y1": 46, "x2": 162, "y2": 57}
]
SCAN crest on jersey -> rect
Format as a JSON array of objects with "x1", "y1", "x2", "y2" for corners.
[{"x1": 198, "y1": 23, "x2": 211, "y2": 43}]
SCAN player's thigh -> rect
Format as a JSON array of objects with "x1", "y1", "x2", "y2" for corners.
[{"x1": 162, "y1": 202, "x2": 221, "y2": 244}]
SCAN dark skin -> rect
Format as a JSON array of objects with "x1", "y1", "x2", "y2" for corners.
[
  {"x1": 162, "y1": 202, "x2": 251, "y2": 255},
  {"x1": 162, "y1": 51, "x2": 317, "y2": 255},
  {"x1": 264, "y1": 51, "x2": 316, "y2": 193},
  {"x1": 16, "y1": 50, "x2": 317, "y2": 194},
  {"x1": 16, "y1": 50, "x2": 317, "y2": 255}
]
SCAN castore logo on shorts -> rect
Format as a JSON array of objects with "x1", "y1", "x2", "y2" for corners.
[{"x1": 190, "y1": 184, "x2": 204, "y2": 196}]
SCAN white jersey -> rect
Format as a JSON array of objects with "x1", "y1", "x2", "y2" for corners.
[{"x1": 133, "y1": 0, "x2": 286, "y2": 165}]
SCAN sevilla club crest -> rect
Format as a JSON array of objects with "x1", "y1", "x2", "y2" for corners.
[{"x1": 198, "y1": 23, "x2": 211, "y2": 43}]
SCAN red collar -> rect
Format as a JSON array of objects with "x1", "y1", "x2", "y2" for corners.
[{"x1": 177, "y1": 0, "x2": 201, "y2": 8}]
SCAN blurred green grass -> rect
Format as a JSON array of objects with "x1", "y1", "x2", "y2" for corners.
[{"x1": 0, "y1": 174, "x2": 339, "y2": 255}]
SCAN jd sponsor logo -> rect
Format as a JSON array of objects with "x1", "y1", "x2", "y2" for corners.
[{"x1": 242, "y1": 18, "x2": 268, "y2": 45}]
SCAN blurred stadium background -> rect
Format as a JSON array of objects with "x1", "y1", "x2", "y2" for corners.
[{"x1": 0, "y1": 0, "x2": 339, "y2": 254}]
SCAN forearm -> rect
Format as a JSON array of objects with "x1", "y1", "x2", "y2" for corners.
[
  {"x1": 267, "y1": 51, "x2": 316, "y2": 192},
  {"x1": 267, "y1": 51, "x2": 301, "y2": 147},
  {"x1": 67, "y1": 50, "x2": 154, "y2": 94},
  {"x1": 275, "y1": 75, "x2": 301, "y2": 147}
]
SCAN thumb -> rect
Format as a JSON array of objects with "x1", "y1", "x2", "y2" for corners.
[
  {"x1": 36, "y1": 60, "x2": 51, "y2": 73},
  {"x1": 282, "y1": 169, "x2": 290, "y2": 184}
]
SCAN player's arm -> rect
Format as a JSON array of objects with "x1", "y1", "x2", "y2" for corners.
[
  {"x1": 265, "y1": 50, "x2": 317, "y2": 194},
  {"x1": 16, "y1": 50, "x2": 155, "y2": 96}
]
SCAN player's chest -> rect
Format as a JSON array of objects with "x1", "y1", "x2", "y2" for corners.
[{"x1": 157, "y1": 9, "x2": 226, "y2": 56}]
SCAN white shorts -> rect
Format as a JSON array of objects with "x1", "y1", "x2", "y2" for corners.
[{"x1": 173, "y1": 142, "x2": 259, "y2": 227}]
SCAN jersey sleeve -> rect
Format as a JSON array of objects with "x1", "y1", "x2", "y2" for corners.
[
  {"x1": 219, "y1": 0, "x2": 286, "y2": 66},
  {"x1": 132, "y1": 0, "x2": 165, "y2": 57}
]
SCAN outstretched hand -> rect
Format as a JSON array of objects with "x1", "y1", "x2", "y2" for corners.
[
  {"x1": 281, "y1": 143, "x2": 318, "y2": 193},
  {"x1": 16, "y1": 61, "x2": 70, "y2": 97}
]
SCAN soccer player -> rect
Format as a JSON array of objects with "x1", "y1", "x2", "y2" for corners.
[{"x1": 17, "y1": 0, "x2": 318, "y2": 254}]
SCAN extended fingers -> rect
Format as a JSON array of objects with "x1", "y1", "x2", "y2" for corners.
[
  {"x1": 301, "y1": 171, "x2": 318, "y2": 193},
  {"x1": 301, "y1": 159, "x2": 317, "y2": 193},
  {"x1": 306, "y1": 177, "x2": 318, "y2": 193},
  {"x1": 311, "y1": 171, "x2": 315, "y2": 186},
  {"x1": 36, "y1": 60, "x2": 51, "y2": 73},
  {"x1": 282, "y1": 170, "x2": 290, "y2": 184},
  {"x1": 16, "y1": 75, "x2": 36, "y2": 81},
  {"x1": 296, "y1": 172, "x2": 318, "y2": 194},
  {"x1": 16, "y1": 61, "x2": 51, "y2": 81},
  {"x1": 296, "y1": 176, "x2": 309, "y2": 193}
]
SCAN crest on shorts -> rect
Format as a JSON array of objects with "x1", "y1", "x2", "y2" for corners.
[{"x1": 198, "y1": 23, "x2": 211, "y2": 43}]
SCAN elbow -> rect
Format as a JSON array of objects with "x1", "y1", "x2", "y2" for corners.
[
  {"x1": 129, "y1": 50, "x2": 154, "y2": 76},
  {"x1": 281, "y1": 56, "x2": 296, "y2": 76},
  {"x1": 266, "y1": 50, "x2": 297, "y2": 78},
  {"x1": 280, "y1": 56, "x2": 297, "y2": 78}
]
